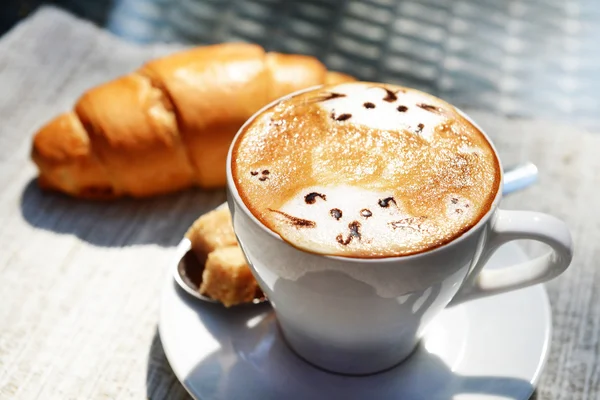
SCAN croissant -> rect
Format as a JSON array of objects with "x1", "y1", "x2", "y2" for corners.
[{"x1": 31, "y1": 43, "x2": 354, "y2": 199}]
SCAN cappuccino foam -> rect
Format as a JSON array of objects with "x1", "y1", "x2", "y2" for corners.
[{"x1": 231, "y1": 82, "x2": 500, "y2": 258}]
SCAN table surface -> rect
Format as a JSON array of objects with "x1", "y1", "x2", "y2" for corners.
[{"x1": 0, "y1": 6, "x2": 599, "y2": 400}]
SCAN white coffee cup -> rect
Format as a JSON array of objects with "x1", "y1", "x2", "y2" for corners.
[{"x1": 225, "y1": 88, "x2": 573, "y2": 376}]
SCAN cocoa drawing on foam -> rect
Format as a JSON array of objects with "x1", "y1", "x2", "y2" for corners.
[
  {"x1": 304, "y1": 192, "x2": 327, "y2": 204},
  {"x1": 268, "y1": 209, "x2": 316, "y2": 228},
  {"x1": 378, "y1": 197, "x2": 397, "y2": 208},
  {"x1": 450, "y1": 196, "x2": 471, "y2": 215},
  {"x1": 310, "y1": 92, "x2": 346, "y2": 104},
  {"x1": 380, "y1": 87, "x2": 405, "y2": 102},
  {"x1": 389, "y1": 216, "x2": 426, "y2": 231},
  {"x1": 336, "y1": 221, "x2": 362, "y2": 246},
  {"x1": 330, "y1": 111, "x2": 352, "y2": 121},
  {"x1": 330, "y1": 208, "x2": 343, "y2": 220},
  {"x1": 418, "y1": 103, "x2": 441, "y2": 113},
  {"x1": 251, "y1": 169, "x2": 270, "y2": 182},
  {"x1": 360, "y1": 209, "x2": 372, "y2": 218}
]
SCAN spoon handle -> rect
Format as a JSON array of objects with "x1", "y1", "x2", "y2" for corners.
[{"x1": 503, "y1": 162, "x2": 538, "y2": 196}]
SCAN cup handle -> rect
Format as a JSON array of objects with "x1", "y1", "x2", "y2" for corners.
[{"x1": 449, "y1": 210, "x2": 573, "y2": 306}]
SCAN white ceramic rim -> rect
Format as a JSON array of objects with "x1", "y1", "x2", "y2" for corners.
[{"x1": 226, "y1": 84, "x2": 505, "y2": 263}]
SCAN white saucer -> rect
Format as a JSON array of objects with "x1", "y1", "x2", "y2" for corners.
[{"x1": 159, "y1": 241, "x2": 551, "y2": 400}]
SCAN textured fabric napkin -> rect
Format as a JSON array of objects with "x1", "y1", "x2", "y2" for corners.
[{"x1": 0, "y1": 6, "x2": 599, "y2": 399}]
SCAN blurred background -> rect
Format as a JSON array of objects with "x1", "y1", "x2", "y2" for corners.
[{"x1": 2, "y1": 0, "x2": 598, "y2": 129}]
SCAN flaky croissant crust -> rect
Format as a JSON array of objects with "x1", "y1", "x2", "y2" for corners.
[{"x1": 31, "y1": 43, "x2": 354, "y2": 199}]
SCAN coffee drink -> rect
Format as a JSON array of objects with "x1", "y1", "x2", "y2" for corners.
[{"x1": 231, "y1": 82, "x2": 500, "y2": 258}]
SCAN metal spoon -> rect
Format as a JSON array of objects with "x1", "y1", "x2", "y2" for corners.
[
  {"x1": 502, "y1": 162, "x2": 538, "y2": 195},
  {"x1": 174, "y1": 162, "x2": 538, "y2": 305}
]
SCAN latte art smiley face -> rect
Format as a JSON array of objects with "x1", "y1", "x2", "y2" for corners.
[{"x1": 232, "y1": 82, "x2": 500, "y2": 258}]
